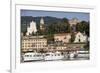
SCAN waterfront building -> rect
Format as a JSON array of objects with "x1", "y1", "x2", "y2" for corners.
[
  {"x1": 21, "y1": 36, "x2": 47, "y2": 52},
  {"x1": 54, "y1": 33, "x2": 71, "y2": 44},
  {"x1": 74, "y1": 32, "x2": 87, "y2": 43},
  {"x1": 55, "y1": 45, "x2": 67, "y2": 51}
]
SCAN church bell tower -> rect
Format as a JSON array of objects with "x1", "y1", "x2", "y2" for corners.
[{"x1": 40, "y1": 17, "x2": 45, "y2": 31}]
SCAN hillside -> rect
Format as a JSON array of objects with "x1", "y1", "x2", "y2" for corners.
[{"x1": 21, "y1": 16, "x2": 62, "y2": 32}]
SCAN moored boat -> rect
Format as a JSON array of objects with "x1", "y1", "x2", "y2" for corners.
[
  {"x1": 23, "y1": 52, "x2": 44, "y2": 62},
  {"x1": 44, "y1": 51, "x2": 64, "y2": 61}
]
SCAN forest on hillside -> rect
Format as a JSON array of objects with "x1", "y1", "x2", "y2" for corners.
[{"x1": 21, "y1": 16, "x2": 89, "y2": 37}]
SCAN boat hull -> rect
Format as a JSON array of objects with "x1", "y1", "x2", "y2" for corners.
[{"x1": 23, "y1": 56, "x2": 44, "y2": 62}]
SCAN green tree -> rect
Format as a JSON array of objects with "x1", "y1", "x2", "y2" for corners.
[
  {"x1": 44, "y1": 33, "x2": 54, "y2": 42},
  {"x1": 70, "y1": 32, "x2": 75, "y2": 43},
  {"x1": 76, "y1": 21, "x2": 89, "y2": 36},
  {"x1": 61, "y1": 18, "x2": 71, "y2": 33}
]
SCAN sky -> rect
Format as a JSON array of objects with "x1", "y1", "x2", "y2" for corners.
[{"x1": 21, "y1": 9, "x2": 90, "y2": 21}]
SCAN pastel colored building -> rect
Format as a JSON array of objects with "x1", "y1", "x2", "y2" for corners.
[
  {"x1": 74, "y1": 32, "x2": 87, "y2": 43},
  {"x1": 21, "y1": 36, "x2": 47, "y2": 52},
  {"x1": 54, "y1": 33, "x2": 71, "y2": 44}
]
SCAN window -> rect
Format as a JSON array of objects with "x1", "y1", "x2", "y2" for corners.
[
  {"x1": 79, "y1": 39, "x2": 80, "y2": 42},
  {"x1": 25, "y1": 55, "x2": 29, "y2": 57},
  {"x1": 64, "y1": 37, "x2": 67, "y2": 39}
]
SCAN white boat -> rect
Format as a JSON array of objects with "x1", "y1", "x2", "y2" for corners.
[
  {"x1": 69, "y1": 52, "x2": 78, "y2": 59},
  {"x1": 69, "y1": 53, "x2": 75, "y2": 58},
  {"x1": 44, "y1": 51, "x2": 64, "y2": 61},
  {"x1": 23, "y1": 52, "x2": 44, "y2": 62},
  {"x1": 77, "y1": 53, "x2": 89, "y2": 58},
  {"x1": 77, "y1": 51, "x2": 89, "y2": 53}
]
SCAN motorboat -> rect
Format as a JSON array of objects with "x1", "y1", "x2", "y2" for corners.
[
  {"x1": 23, "y1": 52, "x2": 44, "y2": 62},
  {"x1": 69, "y1": 51, "x2": 78, "y2": 59},
  {"x1": 44, "y1": 51, "x2": 64, "y2": 61}
]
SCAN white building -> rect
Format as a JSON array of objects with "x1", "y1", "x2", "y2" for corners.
[
  {"x1": 74, "y1": 32, "x2": 87, "y2": 43},
  {"x1": 40, "y1": 18, "x2": 45, "y2": 31},
  {"x1": 26, "y1": 21, "x2": 37, "y2": 35},
  {"x1": 56, "y1": 45, "x2": 67, "y2": 50},
  {"x1": 54, "y1": 33, "x2": 71, "y2": 43},
  {"x1": 40, "y1": 17, "x2": 44, "y2": 24}
]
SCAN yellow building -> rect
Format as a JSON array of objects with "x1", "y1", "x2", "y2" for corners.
[{"x1": 21, "y1": 36, "x2": 47, "y2": 52}]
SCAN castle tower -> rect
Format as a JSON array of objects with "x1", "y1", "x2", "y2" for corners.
[
  {"x1": 40, "y1": 17, "x2": 44, "y2": 24},
  {"x1": 40, "y1": 17, "x2": 45, "y2": 31},
  {"x1": 69, "y1": 17, "x2": 80, "y2": 32},
  {"x1": 69, "y1": 17, "x2": 80, "y2": 26}
]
